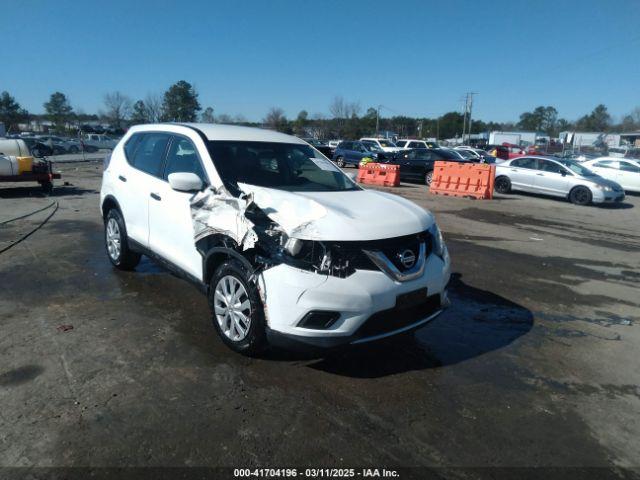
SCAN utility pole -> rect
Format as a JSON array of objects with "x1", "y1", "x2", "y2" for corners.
[
  {"x1": 375, "y1": 105, "x2": 381, "y2": 137},
  {"x1": 467, "y1": 92, "x2": 477, "y2": 144},
  {"x1": 461, "y1": 92, "x2": 478, "y2": 144}
]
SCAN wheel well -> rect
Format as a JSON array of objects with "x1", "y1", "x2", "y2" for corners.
[
  {"x1": 101, "y1": 196, "x2": 120, "y2": 220},
  {"x1": 197, "y1": 235, "x2": 255, "y2": 285},
  {"x1": 568, "y1": 185, "x2": 590, "y2": 198}
]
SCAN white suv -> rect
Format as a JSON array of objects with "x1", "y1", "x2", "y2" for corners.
[{"x1": 100, "y1": 123, "x2": 451, "y2": 355}]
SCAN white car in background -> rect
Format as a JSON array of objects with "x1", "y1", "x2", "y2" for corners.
[
  {"x1": 396, "y1": 139, "x2": 440, "y2": 150},
  {"x1": 582, "y1": 157, "x2": 640, "y2": 193},
  {"x1": 494, "y1": 156, "x2": 625, "y2": 205},
  {"x1": 360, "y1": 137, "x2": 402, "y2": 153}
]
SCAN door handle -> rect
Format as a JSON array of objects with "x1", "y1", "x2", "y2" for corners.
[
  {"x1": 150, "y1": 193, "x2": 161, "y2": 201},
  {"x1": 536, "y1": 173, "x2": 544, "y2": 176},
  {"x1": 118, "y1": 175, "x2": 127, "y2": 182}
]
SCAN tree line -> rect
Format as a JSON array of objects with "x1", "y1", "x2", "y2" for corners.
[{"x1": 1, "y1": 82, "x2": 639, "y2": 140}]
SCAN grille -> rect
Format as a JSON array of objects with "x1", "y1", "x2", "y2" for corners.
[{"x1": 331, "y1": 231, "x2": 431, "y2": 273}]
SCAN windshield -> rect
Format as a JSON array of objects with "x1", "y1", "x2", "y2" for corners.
[
  {"x1": 558, "y1": 159, "x2": 597, "y2": 176},
  {"x1": 378, "y1": 139, "x2": 396, "y2": 148},
  {"x1": 207, "y1": 141, "x2": 359, "y2": 193}
]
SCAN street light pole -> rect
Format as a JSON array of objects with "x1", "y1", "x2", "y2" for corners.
[{"x1": 375, "y1": 105, "x2": 381, "y2": 137}]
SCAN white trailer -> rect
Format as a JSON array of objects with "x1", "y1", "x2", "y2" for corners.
[{"x1": 489, "y1": 131, "x2": 537, "y2": 146}]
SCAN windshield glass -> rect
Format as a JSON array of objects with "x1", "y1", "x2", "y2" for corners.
[
  {"x1": 558, "y1": 159, "x2": 596, "y2": 176},
  {"x1": 207, "y1": 141, "x2": 359, "y2": 193},
  {"x1": 378, "y1": 139, "x2": 396, "y2": 147}
]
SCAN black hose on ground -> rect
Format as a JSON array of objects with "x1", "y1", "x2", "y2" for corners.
[{"x1": 0, "y1": 201, "x2": 59, "y2": 255}]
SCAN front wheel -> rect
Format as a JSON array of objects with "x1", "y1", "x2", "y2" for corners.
[
  {"x1": 104, "y1": 209, "x2": 141, "y2": 270},
  {"x1": 569, "y1": 186, "x2": 592, "y2": 206},
  {"x1": 208, "y1": 259, "x2": 267, "y2": 356},
  {"x1": 494, "y1": 176, "x2": 512, "y2": 194},
  {"x1": 335, "y1": 156, "x2": 345, "y2": 168}
]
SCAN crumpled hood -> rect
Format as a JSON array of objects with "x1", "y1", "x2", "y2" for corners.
[{"x1": 238, "y1": 183, "x2": 434, "y2": 241}]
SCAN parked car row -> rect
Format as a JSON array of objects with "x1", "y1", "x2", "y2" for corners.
[{"x1": 3, "y1": 133, "x2": 121, "y2": 155}]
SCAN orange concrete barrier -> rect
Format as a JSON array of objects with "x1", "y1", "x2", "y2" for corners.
[
  {"x1": 357, "y1": 163, "x2": 400, "y2": 187},
  {"x1": 429, "y1": 161, "x2": 496, "y2": 199}
]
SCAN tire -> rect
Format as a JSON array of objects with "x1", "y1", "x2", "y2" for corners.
[
  {"x1": 40, "y1": 181, "x2": 53, "y2": 196},
  {"x1": 335, "y1": 156, "x2": 345, "y2": 168},
  {"x1": 208, "y1": 259, "x2": 267, "y2": 356},
  {"x1": 495, "y1": 176, "x2": 512, "y2": 194},
  {"x1": 104, "y1": 209, "x2": 141, "y2": 270},
  {"x1": 569, "y1": 186, "x2": 592, "y2": 206},
  {"x1": 425, "y1": 170, "x2": 434, "y2": 186}
]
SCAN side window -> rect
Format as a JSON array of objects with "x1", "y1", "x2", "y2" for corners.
[
  {"x1": 124, "y1": 134, "x2": 142, "y2": 162},
  {"x1": 131, "y1": 133, "x2": 171, "y2": 177},
  {"x1": 594, "y1": 161, "x2": 617, "y2": 169},
  {"x1": 396, "y1": 141, "x2": 407, "y2": 148},
  {"x1": 538, "y1": 160, "x2": 564, "y2": 174},
  {"x1": 619, "y1": 161, "x2": 640, "y2": 173},
  {"x1": 512, "y1": 157, "x2": 537, "y2": 169},
  {"x1": 164, "y1": 136, "x2": 206, "y2": 182}
]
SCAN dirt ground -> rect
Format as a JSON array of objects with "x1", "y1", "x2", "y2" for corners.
[{"x1": 1, "y1": 161, "x2": 639, "y2": 478}]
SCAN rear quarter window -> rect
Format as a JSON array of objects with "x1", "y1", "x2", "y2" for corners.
[{"x1": 124, "y1": 134, "x2": 142, "y2": 162}]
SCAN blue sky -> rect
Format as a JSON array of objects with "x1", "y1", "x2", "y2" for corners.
[{"x1": 3, "y1": 0, "x2": 639, "y2": 123}]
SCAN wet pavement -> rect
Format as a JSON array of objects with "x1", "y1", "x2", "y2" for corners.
[{"x1": 1, "y1": 162, "x2": 639, "y2": 477}]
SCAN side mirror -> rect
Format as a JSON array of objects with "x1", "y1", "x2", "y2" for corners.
[
  {"x1": 560, "y1": 170, "x2": 567, "y2": 177},
  {"x1": 168, "y1": 172, "x2": 204, "y2": 192}
]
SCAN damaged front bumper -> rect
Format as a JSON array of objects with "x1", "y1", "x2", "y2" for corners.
[{"x1": 257, "y1": 250, "x2": 451, "y2": 350}]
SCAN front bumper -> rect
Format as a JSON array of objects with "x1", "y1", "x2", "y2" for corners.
[
  {"x1": 592, "y1": 188, "x2": 625, "y2": 203},
  {"x1": 257, "y1": 249, "x2": 451, "y2": 349}
]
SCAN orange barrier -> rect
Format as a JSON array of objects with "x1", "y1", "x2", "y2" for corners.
[
  {"x1": 357, "y1": 163, "x2": 400, "y2": 187},
  {"x1": 429, "y1": 161, "x2": 496, "y2": 199}
]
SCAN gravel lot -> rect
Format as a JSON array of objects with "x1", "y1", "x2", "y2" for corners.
[{"x1": 1, "y1": 161, "x2": 639, "y2": 477}]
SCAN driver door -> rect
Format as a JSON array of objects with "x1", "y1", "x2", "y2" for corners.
[
  {"x1": 148, "y1": 135, "x2": 209, "y2": 279},
  {"x1": 534, "y1": 159, "x2": 570, "y2": 197}
]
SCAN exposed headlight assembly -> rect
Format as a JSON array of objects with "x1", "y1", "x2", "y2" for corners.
[{"x1": 596, "y1": 184, "x2": 613, "y2": 192}]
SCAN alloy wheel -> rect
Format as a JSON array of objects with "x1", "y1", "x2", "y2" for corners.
[
  {"x1": 214, "y1": 275, "x2": 252, "y2": 341},
  {"x1": 106, "y1": 218, "x2": 121, "y2": 261}
]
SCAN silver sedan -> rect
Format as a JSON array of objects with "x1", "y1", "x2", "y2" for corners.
[{"x1": 494, "y1": 156, "x2": 625, "y2": 205}]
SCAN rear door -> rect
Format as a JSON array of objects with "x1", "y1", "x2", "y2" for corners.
[
  {"x1": 149, "y1": 135, "x2": 208, "y2": 278},
  {"x1": 507, "y1": 157, "x2": 539, "y2": 192},
  {"x1": 409, "y1": 150, "x2": 434, "y2": 180},
  {"x1": 117, "y1": 132, "x2": 171, "y2": 247},
  {"x1": 534, "y1": 159, "x2": 570, "y2": 197}
]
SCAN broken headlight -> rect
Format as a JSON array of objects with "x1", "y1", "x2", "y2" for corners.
[{"x1": 281, "y1": 239, "x2": 355, "y2": 278}]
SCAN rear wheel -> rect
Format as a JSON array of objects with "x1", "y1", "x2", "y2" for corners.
[
  {"x1": 495, "y1": 176, "x2": 512, "y2": 194},
  {"x1": 569, "y1": 186, "x2": 592, "y2": 206},
  {"x1": 425, "y1": 170, "x2": 434, "y2": 186},
  {"x1": 335, "y1": 156, "x2": 345, "y2": 168},
  {"x1": 104, "y1": 209, "x2": 141, "y2": 270},
  {"x1": 208, "y1": 259, "x2": 267, "y2": 356}
]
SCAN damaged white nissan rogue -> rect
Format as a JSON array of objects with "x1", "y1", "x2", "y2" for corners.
[{"x1": 100, "y1": 123, "x2": 451, "y2": 355}]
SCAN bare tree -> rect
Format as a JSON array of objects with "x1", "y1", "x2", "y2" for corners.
[
  {"x1": 233, "y1": 114, "x2": 247, "y2": 124},
  {"x1": 263, "y1": 107, "x2": 287, "y2": 131},
  {"x1": 216, "y1": 113, "x2": 233, "y2": 124},
  {"x1": 103, "y1": 92, "x2": 132, "y2": 128},
  {"x1": 329, "y1": 96, "x2": 347, "y2": 119},
  {"x1": 201, "y1": 106, "x2": 215, "y2": 123},
  {"x1": 144, "y1": 93, "x2": 163, "y2": 123}
]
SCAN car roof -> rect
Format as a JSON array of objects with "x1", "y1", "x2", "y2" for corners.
[{"x1": 128, "y1": 123, "x2": 306, "y2": 144}]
